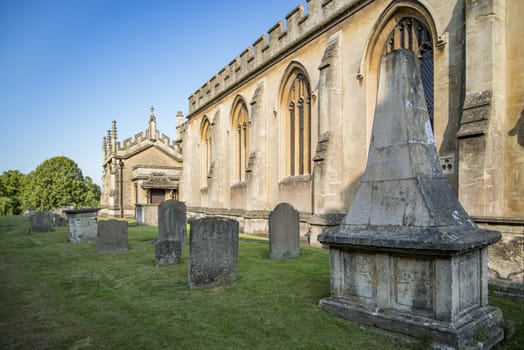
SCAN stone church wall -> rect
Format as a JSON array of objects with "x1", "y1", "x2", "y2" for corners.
[
  {"x1": 177, "y1": 0, "x2": 523, "y2": 281},
  {"x1": 180, "y1": 0, "x2": 465, "y2": 240}
]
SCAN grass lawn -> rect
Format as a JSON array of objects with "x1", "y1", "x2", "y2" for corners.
[{"x1": 0, "y1": 215, "x2": 523, "y2": 349}]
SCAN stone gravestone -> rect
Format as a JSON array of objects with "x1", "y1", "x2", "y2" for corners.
[
  {"x1": 269, "y1": 203, "x2": 300, "y2": 259},
  {"x1": 65, "y1": 208, "x2": 99, "y2": 243},
  {"x1": 54, "y1": 213, "x2": 68, "y2": 227},
  {"x1": 97, "y1": 220, "x2": 128, "y2": 253},
  {"x1": 54, "y1": 205, "x2": 73, "y2": 226},
  {"x1": 155, "y1": 240, "x2": 182, "y2": 266},
  {"x1": 30, "y1": 211, "x2": 54, "y2": 233},
  {"x1": 54, "y1": 215, "x2": 67, "y2": 227},
  {"x1": 188, "y1": 217, "x2": 239, "y2": 289},
  {"x1": 318, "y1": 50, "x2": 503, "y2": 349},
  {"x1": 155, "y1": 199, "x2": 186, "y2": 266},
  {"x1": 158, "y1": 199, "x2": 187, "y2": 245}
]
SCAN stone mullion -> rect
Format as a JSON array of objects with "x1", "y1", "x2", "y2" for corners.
[
  {"x1": 289, "y1": 104, "x2": 296, "y2": 176},
  {"x1": 299, "y1": 101, "x2": 305, "y2": 175}
]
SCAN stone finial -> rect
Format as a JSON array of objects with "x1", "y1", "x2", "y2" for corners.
[
  {"x1": 102, "y1": 136, "x2": 107, "y2": 154},
  {"x1": 111, "y1": 120, "x2": 118, "y2": 153},
  {"x1": 176, "y1": 111, "x2": 184, "y2": 127},
  {"x1": 150, "y1": 105, "x2": 156, "y2": 121},
  {"x1": 107, "y1": 129, "x2": 112, "y2": 149},
  {"x1": 112, "y1": 120, "x2": 117, "y2": 142},
  {"x1": 148, "y1": 106, "x2": 157, "y2": 140}
]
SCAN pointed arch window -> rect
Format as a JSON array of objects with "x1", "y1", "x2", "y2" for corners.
[
  {"x1": 231, "y1": 99, "x2": 250, "y2": 182},
  {"x1": 284, "y1": 71, "x2": 311, "y2": 176},
  {"x1": 384, "y1": 17, "x2": 434, "y2": 127},
  {"x1": 200, "y1": 118, "x2": 211, "y2": 186}
]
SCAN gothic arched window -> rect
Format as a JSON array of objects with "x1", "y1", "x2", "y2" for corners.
[
  {"x1": 200, "y1": 118, "x2": 211, "y2": 186},
  {"x1": 231, "y1": 99, "x2": 250, "y2": 182},
  {"x1": 282, "y1": 69, "x2": 311, "y2": 176}
]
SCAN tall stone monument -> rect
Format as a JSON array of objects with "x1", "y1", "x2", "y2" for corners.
[{"x1": 318, "y1": 50, "x2": 503, "y2": 349}]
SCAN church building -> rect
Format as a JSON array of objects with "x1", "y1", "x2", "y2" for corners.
[
  {"x1": 100, "y1": 0, "x2": 523, "y2": 282},
  {"x1": 100, "y1": 107, "x2": 184, "y2": 224},
  {"x1": 177, "y1": 0, "x2": 523, "y2": 281}
]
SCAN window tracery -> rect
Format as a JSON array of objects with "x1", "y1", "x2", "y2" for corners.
[
  {"x1": 231, "y1": 99, "x2": 250, "y2": 182},
  {"x1": 200, "y1": 118, "x2": 211, "y2": 186},
  {"x1": 283, "y1": 70, "x2": 311, "y2": 176}
]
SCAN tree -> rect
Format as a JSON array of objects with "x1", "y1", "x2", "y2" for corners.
[
  {"x1": 0, "y1": 170, "x2": 25, "y2": 215},
  {"x1": 20, "y1": 156, "x2": 101, "y2": 211},
  {"x1": 0, "y1": 197, "x2": 14, "y2": 216},
  {"x1": 83, "y1": 176, "x2": 101, "y2": 208}
]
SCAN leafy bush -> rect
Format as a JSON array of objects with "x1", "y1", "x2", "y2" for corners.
[
  {"x1": 0, "y1": 169, "x2": 25, "y2": 215},
  {"x1": 0, "y1": 197, "x2": 14, "y2": 216},
  {"x1": 19, "y1": 156, "x2": 100, "y2": 211}
]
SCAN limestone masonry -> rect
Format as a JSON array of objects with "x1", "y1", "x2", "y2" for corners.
[
  {"x1": 319, "y1": 50, "x2": 503, "y2": 348},
  {"x1": 102, "y1": 0, "x2": 524, "y2": 284}
]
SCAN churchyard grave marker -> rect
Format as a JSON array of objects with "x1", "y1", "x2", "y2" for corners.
[
  {"x1": 188, "y1": 216, "x2": 238, "y2": 289},
  {"x1": 65, "y1": 208, "x2": 99, "y2": 243},
  {"x1": 269, "y1": 202, "x2": 300, "y2": 259},
  {"x1": 30, "y1": 211, "x2": 54, "y2": 233},
  {"x1": 97, "y1": 220, "x2": 128, "y2": 253},
  {"x1": 318, "y1": 49, "x2": 504, "y2": 349},
  {"x1": 155, "y1": 200, "x2": 186, "y2": 266}
]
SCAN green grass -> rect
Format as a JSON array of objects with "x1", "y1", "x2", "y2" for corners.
[{"x1": 0, "y1": 215, "x2": 522, "y2": 349}]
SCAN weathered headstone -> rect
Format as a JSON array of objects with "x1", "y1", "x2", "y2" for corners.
[
  {"x1": 155, "y1": 200, "x2": 186, "y2": 266},
  {"x1": 269, "y1": 203, "x2": 300, "y2": 259},
  {"x1": 155, "y1": 240, "x2": 182, "y2": 266},
  {"x1": 97, "y1": 220, "x2": 128, "y2": 253},
  {"x1": 158, "y1": 199, "x2": 187, "y2": 245},
  {"x1": 30, "y1": 211, "x2": 54, "y2": 233},
  {"x1": 65, "y1": 208, "x2": 99, "y2": 243},
  {"x1": 54, "y1": 213, "x2": 68, "y2": 227},
  {"x1": 54, "y1": 205, "x2": 73, "y2": 226},
  {"x1": 318, "y1": 50, "x2": 503, "y2": 349},
  {"x1": 188, "y1": 217, "x2": 238, "y2": 289}
]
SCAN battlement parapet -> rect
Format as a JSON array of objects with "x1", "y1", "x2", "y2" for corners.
[
  {"x1": 160, "y1": 133, "x2": 173, "y2": 146},
  {"x1": 188, "y1": 0, "x2": 368, "y2": 116},
  {"x1": 103, "y1": 128, "x2": 180, "y2": 161}
]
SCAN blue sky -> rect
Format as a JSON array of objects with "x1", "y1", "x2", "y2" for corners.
[{"x1": 0, "y1": 0, "x2": 302, "y2": 185}]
